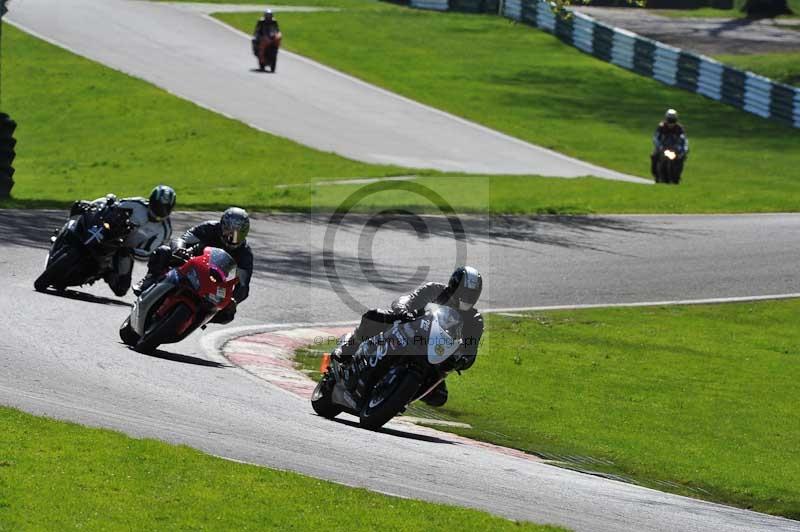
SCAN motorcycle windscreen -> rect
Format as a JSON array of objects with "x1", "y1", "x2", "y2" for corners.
[
  {"x1": 206, "y1": 247, "x2": 238, "y2": 282},
  {"x1": 426, "y1": 304, "x2": 463, "y2": 365}
]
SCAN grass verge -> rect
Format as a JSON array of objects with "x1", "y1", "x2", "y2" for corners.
[
  {"x1": 715, "y1": 51, "x2": 800, "y2": 87},
  {"x1": 0, "y1": 24, "x2": 417, "y2": 210},
  {"x1": 217, "y1": 4, "x2": 800, "y2": 214},
  {"x1": 295, "y1": 299, "x2": 800, "y2": 518},
  {"x1": 5, "y1": 6, "x2": 800, "y2": 214},
  {"x1": 0, "y1": 406, "x2": 564, "y2": 530}
]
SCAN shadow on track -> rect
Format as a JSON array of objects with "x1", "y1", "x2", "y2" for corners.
[
  {"x1": 244, "y1": 213, "x2": 704, "y2": 291},
  {"x1": 329, "y1": 416, "x2": 456, "y2": 445},
  {"x1": 129, "y1": 346, "x2": 230, "y2": 368},
  {"x1": 0, "y1": 209, "x2": 67, "y2": 250},
  {"x1": 36, "y1": 288, "x2": 133, "y2": 308}
]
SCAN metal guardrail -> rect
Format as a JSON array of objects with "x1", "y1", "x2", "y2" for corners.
[{"x1": 408, "y1": 0, "x2": 800, "y2": 128}]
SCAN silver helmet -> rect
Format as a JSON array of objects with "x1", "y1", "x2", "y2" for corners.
[{"x1": 220, "y1": 207, "x2": 250, "y2": 248}]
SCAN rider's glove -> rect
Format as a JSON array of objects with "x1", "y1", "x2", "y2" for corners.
[{"x1": 174, "y1": 247, "x2": 194, "y2": 261}]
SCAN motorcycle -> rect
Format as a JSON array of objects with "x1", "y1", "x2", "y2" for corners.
[
  {"x1": 655, "y1": 147, "x2": 684, "y2": 185},
  {"x1": 254, "y1": 30, "x2": 282, "y2": 72},
  {"x1": 34, "y1": 200, "x2": 134, "y2": 294},
  {"x1": 311, "y1": 304, "x2": 465, "y2": 430},
  {"x1": 119, "y1": 247, "x2": 238, "y2": 354}
]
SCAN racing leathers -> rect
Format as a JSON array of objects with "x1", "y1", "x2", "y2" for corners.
[
  {"x1": 651, "y1": 121, "x2": 689, "y2": 178},
  {"x1": 70, "y1": 195, "x2": 172, "y2": 296},
  {"x1": 252, "y1": 18, "x2": 280, "y2": 54},
  {"x1": 337, "y1": 282, "x2": 484, "y2": 407},
  {"x1": 143, "y1": 221, "x2": 254, "y2": 324}
]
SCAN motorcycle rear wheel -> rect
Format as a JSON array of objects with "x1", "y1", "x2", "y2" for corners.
[
  {"x1": 359, "y1": 367, "x2": 421, "y2": 430},
  {"x1": 34, "y1": 247, "x2": 80, "y2": 292},
  {"x1": 311, "y1": 374, "x2": 343, "y2": 419},
  {"x1": 135, "y1": 303, "x2": 193, "y2": 354}
]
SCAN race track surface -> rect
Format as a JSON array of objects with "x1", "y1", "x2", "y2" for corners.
[
  {"x1": 2, "y1": 210, "x2": 799, "y2": 532},
  {"x1": 6, "y1": 0, "x2": 647, "y2": 181}
]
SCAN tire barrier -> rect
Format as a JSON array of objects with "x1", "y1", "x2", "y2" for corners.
[{"x1": 407, "y1": 0, "x2": 800, "y2": 128}]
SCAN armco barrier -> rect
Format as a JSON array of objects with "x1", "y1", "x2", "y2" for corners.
[{"x1": 408, "y1": 0, "x2": 800, "y2": 128}]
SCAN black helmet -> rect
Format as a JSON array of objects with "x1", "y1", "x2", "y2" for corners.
[
  {"x1": 148, "y1": 185, "x2": 176, "y2": 221},
  {"x1": 220, "y1": 207, "x2": 250, "y2": 249},
  {"x1": 447, "y1": 266, "x2": 482, "y2": 311},
  {"x1": 263, "y1": 9, "x2": 273, "y2": 20}
]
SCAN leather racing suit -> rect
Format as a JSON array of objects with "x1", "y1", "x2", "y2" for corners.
[{"x1": 338, "y1": 282, "x2": 484, "y2": 407}]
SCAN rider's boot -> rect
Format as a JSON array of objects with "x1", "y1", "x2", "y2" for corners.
[
  {"x1": 132, "y1": 274, "x2": 156, "y2": 296},
  {"x1": 421, "y1": 380, "x2": 448, "y2": 407}
]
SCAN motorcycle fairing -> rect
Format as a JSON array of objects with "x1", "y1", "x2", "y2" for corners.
[
  {"x1": 131, "y1": 279, "x2": 176, "y2": 336},
  {"x1": 425, "y1": 304, "x2": 463, "y2": 365}
]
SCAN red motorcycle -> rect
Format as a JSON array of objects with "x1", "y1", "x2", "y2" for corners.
[
  {"x1": 120, "y1": 247, "x2": 238, "y2": 353},
  {"x1": 254, "y1": 30, "x2": 282, "y2": 72}
]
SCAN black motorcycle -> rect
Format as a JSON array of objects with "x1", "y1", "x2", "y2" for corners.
[
  {"x1": 34, "y1": 199, "x2": 134, "y2": 294},
  {"x1": 655, "y1": 147, "x2": 684, "y2": 185},
  {"x1": 312, "y1": 304, "x2": 465, "y2": 430}
]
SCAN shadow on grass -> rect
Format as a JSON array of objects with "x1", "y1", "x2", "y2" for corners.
[{"x1": 488, "y1": 65, "x2": 796, "y2": 135}]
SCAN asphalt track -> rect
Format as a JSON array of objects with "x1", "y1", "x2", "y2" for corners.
[
  {"x1": 5, "y1": 0, "x2": 648, "y2": 182},
  {"x1": 2, "y1": 210, "x2": 800, "y2": 532}
]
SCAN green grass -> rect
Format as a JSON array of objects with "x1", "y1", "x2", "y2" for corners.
[
  {"x1": 295, "y1": 299, "x2": 800, "y2": 518},
  {"x1": 218, "y1": 5, "x2": 800, "y2": 213},
  {"x1": 715, "y1": 51, "x2": 800, "y2": 87},
  {"x1": 0, "y1": 406, "x2": 564, "y2": 531},
  {"x1": 5, "y1": 5, "x2": 800, "y2": 214},
  {"x1": 0, "y1": 24, "x2": 419, "y2": 211}
]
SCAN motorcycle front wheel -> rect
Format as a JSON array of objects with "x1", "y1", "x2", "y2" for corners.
[
  {"x1": 34, "y1": 247, "x2": 80, "y2": 292},
  {"x1": 311, "y1": 373, "x2": 343, "y2": 419},
  {"x1": 135, "y1": 303, "x2": 193, "y2": 354},
  {"x1": 119, "y1": 315, "x2": 140, "y2": 347},
  {"x1": 359, "y1": 366, "x2": 421, "y2": 430}
]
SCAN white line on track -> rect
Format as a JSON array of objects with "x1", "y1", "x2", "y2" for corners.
[
  {"x1": 486, "y1": 292, "x2": 800, "y2": 314},
  {"x1": 202, "y1": 292, "x2": 800, "y2": 356}
]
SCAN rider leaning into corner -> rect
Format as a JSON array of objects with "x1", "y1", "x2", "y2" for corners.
[
  {"x1": 70, "y1": 185, "x2": 177, "y2": 296},
  {"x1": 334, "y1": 266, "x2": 484, "y2": 407},
  {"x1": 651, "y1": 108, "x2": 689, "y2": 178},
  {"x1": 134, "y1": 207, "x2": 254, "y2": 325}
]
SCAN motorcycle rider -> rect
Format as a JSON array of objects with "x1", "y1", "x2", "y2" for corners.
[
  {"x1": 334, "y1": 266, "x2": 484, "y2": 407},
  {"x1": 651, "y1": 108, "x2": 689, "y2": 178},
  {"x1": 134, "y1": 207, "x2": 253, "y2": 325},
  {"x1": 69, "y1": 185, "x2": 177, "y2": 296},
  {"x1": 252, "y1": 10, "x2": 280, "y2": 55}
]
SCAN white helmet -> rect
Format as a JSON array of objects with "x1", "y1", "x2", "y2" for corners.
[{"x1": 665, "y1": 109, "x2": 679, "y2": 124}]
